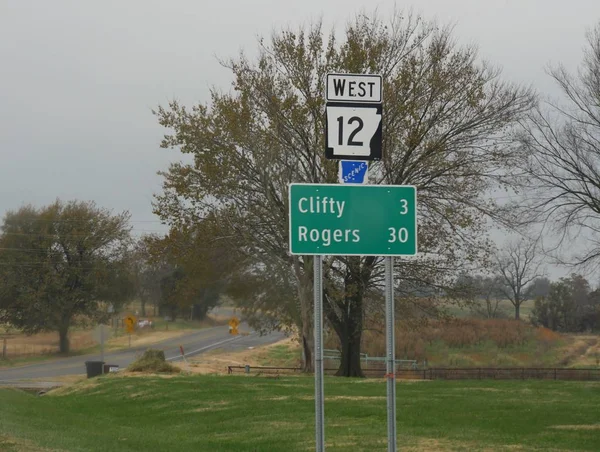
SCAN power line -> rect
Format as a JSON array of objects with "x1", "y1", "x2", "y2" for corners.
[
  {"x1": 0, "y1": 229, "x2": 166, "y2": 238},
  {"x1": 1, "y1": 219, "x2": 166, "y2": 224}
]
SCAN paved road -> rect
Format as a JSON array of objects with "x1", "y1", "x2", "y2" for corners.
[{"x1": 0, "y1": 324, "x2": 285, "y2": 384}]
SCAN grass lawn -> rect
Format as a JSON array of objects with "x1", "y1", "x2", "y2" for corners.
[{"x1": 1, "y1": 375, "x2": 599, "y2": 451}]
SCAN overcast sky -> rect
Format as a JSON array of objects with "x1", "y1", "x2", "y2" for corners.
[{"x1": 1, "y1": 0, "x2": 599, "y2": 277}]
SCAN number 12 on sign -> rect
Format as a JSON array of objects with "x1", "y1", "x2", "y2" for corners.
[{"x1": 326, "y1": 103, "x2": 382, "y2": 160}]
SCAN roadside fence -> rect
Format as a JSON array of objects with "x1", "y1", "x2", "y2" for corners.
[{"x1": 227, "y1": 365, "x2": 600, "y2": 381}]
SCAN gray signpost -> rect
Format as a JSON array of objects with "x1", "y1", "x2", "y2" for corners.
[
  {"x1": 100, "y1": 323, "x2": 104, "y2": 374},
  {"x1": 385, "y1": 257, "x2": 397, "y2": 450},
  {"x1": 313, "y1": 255, "x2": 325, "y2": 451},
  {"x1": 290, "y1": 72, "x2": 416, "y2": 452}
]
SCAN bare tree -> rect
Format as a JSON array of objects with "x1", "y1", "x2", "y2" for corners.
[
  {"x1": 467, "y1": 275, "x2": 504, "y2": 319},
  {"x1": 517, "y1": 22, "x2": 600, "y2": 270},
  {"x1": 494, "y1": 238, "x2": 544, "y2": 320}
]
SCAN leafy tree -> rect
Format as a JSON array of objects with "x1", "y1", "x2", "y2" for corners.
[
  {"x1": 528, "y1": 277, "x2": 551, "y2": 299},
  {"x1": 144, "y1": 223, "x2": 228, "y2": 321},
  {"x1": 531, "y1": 280, "x2": 570, "y2": 331},
  {"x1": 129, "y1": 236, "x2": 172, "y2": 317},
  {"x1": 0, "y1": 201, "x2": 132, "y2": 353},
  {"x1": 153, "y1": 11, "x2": 535, "y2": 375},
  {"x1": 531, "y1": 274, "x2": 599, "y2": 331},
  {"x1": 517, "y1": 22, "x2": 600, "y2": 269},
  {"x1": 494, "y1": 238, "x2": 544, "y2": 320}
]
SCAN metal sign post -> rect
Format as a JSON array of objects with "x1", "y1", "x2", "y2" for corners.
[
  {"x1": 385, "y1": 257, "x2": 397, "y2": 451},
  {"x1": 314, "y1": 254, "x2": 325, "y2": 452},
  {"x1": 290, "y1": 72, "x2": 415, "y2": 452},
  {"x1": 100, "y1": 323, "x2": 105, "y2": 375}
]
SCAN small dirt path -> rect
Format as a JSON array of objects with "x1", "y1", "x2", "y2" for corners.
[{"x1": 561, "y1": 335, "x2": 600, "y2": 367}]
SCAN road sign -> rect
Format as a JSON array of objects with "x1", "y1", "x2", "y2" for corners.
[
  {"x1": 339, "y1": 160, "x2": 369, "y2": 184},
  {"x1": 325, "y1": 103, "x2": 382, "y2": 160},
  {"x1": 124, "y1": 315, "x2": 136, "y2": 334},
  {"x1": 228, "y1": 317, "x2": 240, "y2": 335},
  {"x1": 326, "y1": 73, "x2": 382, "y2": 103},
  {"x1": 325, "y1": 73, "x2": 382, "y2": 161},
  {"x1": 288, "y1": 183, "x2": 417, "y2": 256}
]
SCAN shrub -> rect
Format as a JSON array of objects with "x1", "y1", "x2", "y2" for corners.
[{"x1": 127, "y1": 349, "x2": 180, "y2": 373}]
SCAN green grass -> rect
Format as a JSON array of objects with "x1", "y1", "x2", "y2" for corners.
[
  {"x1": 423, "y1": 337, "x2": 567, "y2": 368},
  {"x1": 1, "y1": 375, "x2": 599, "y2": 451},
  {"x1": 257, "y1": 343, "x2": 301, "y2": 367}
]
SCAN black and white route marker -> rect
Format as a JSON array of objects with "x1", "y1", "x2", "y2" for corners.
[{"x1": 325, "y1": 73, "x2": 383, "y2": 161}]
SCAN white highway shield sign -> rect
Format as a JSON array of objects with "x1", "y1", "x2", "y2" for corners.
[
  {"x1": 325, "y1": 103, "x2": 382, "y2": 160},
  {"x1": 325, "y1": 73, "x2": 383, "y2": 161}
]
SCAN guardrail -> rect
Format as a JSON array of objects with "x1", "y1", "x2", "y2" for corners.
[
  {"x1": 323, "y1": 349, "x2": 418, "y2": 369},
  {"x1": 227, "y1": 365, "x2": 600, "y2": 381}
]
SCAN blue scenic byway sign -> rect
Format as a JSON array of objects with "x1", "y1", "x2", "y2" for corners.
[{"x1": 339, "y1": 160, "x2": 369, "y2": 184}]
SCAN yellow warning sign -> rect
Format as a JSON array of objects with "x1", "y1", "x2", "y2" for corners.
[
  {"x1": 228, "y1": 317, "x2": 240, "y2": 335},
  {"x1": 125, "y1": 315, "x2": 136, "y2": 334}
]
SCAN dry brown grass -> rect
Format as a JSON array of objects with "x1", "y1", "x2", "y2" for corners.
[
  {"x1": 0, "y1": 313, "x2": 226, "y2": 359},
  {"x1": 47, "y1": 379, "x2": 102, "y2": 397},
  {"x1": 354, "y1": 319, "x2": 541, "y2": 360},
  {"x1": 173, "y1": 336, "x2": 293, "y2": 374},
  {"x1": 0, "y1": 434, "x2": 59, "y2": 452},
  {"x1": 1, "y1": 330, "x2": 96, "y2": 356},
  {"x1": 557, "y1": 335, "x2": 600, "y2": 367},
  {"x1": 550, "y1": 424, "x2": 600, "y2": 430}
]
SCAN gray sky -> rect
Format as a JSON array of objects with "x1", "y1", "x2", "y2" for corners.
[{"x1": 1, "y1": 0, "x2": 599, "y2": 277}]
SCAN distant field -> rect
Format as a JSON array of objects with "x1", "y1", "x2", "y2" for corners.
[
  {"x1": 1, "y1": 375, "x2": 599, "y2": 451},
  {"x1": 0, "y1": 307, "x2": 229, "y2": 366},
  {"x1": 324, "y1": 318, "x2": 600, "y2": 369},
  {"x1": 442, "y1": 298, "x2": 536, "y2": 320}
]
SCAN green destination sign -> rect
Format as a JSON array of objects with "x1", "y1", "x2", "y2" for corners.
[{"x1": 288, "y1": 183, "x2": 417, "y2": 256}]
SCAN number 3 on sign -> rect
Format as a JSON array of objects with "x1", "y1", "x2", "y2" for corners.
[
  {"x1": 399, "y1": 199, "x2": 408, "y2": 214},
  {"x1": 388, "y1": 228, "x2": 409, "y2": 243}
]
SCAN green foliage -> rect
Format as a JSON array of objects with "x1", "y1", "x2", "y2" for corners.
[
  {"x1": 531, "y1": 274, "x2": 600, "y2": 332},
  {"x1": 1, "y1": 376, "x2": 600, "y2": 451},
  {"x1": 152, "y1": 9, "x2": 536, "y2": 375},
  {"x1": 0, "y1": 200, "x2": 132, "y2": 353},
  {"x1": 143, "y1": 225, "x2": 226, "y2": 321}
]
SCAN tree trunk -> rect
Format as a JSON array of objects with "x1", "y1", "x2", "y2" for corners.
[
  {"x1": 300, "y1": 291, "x2": 314, "y2": 373},
  {"x1": 515, "y1": 303, "x2": 520, "y2": 320},
  {"x1": 58, "y1": 325, "x2": 70, "y2": 354},
  {"x1": 302, "y1": 329, "x2": 314, "y2": 373},
  {"x1": 324, "y1": 256, "x2": 373, "y2": 378},
  {"x1": 293, "y1": 256, "x2": 314, "y2": 373},
  {"x1": 336, "y1": 324, "x2": 364, "y2": 377}
]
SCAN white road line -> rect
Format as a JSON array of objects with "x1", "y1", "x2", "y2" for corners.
[{"x1": 166, "y1": 333, "x2": 256, "y2": 361}]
